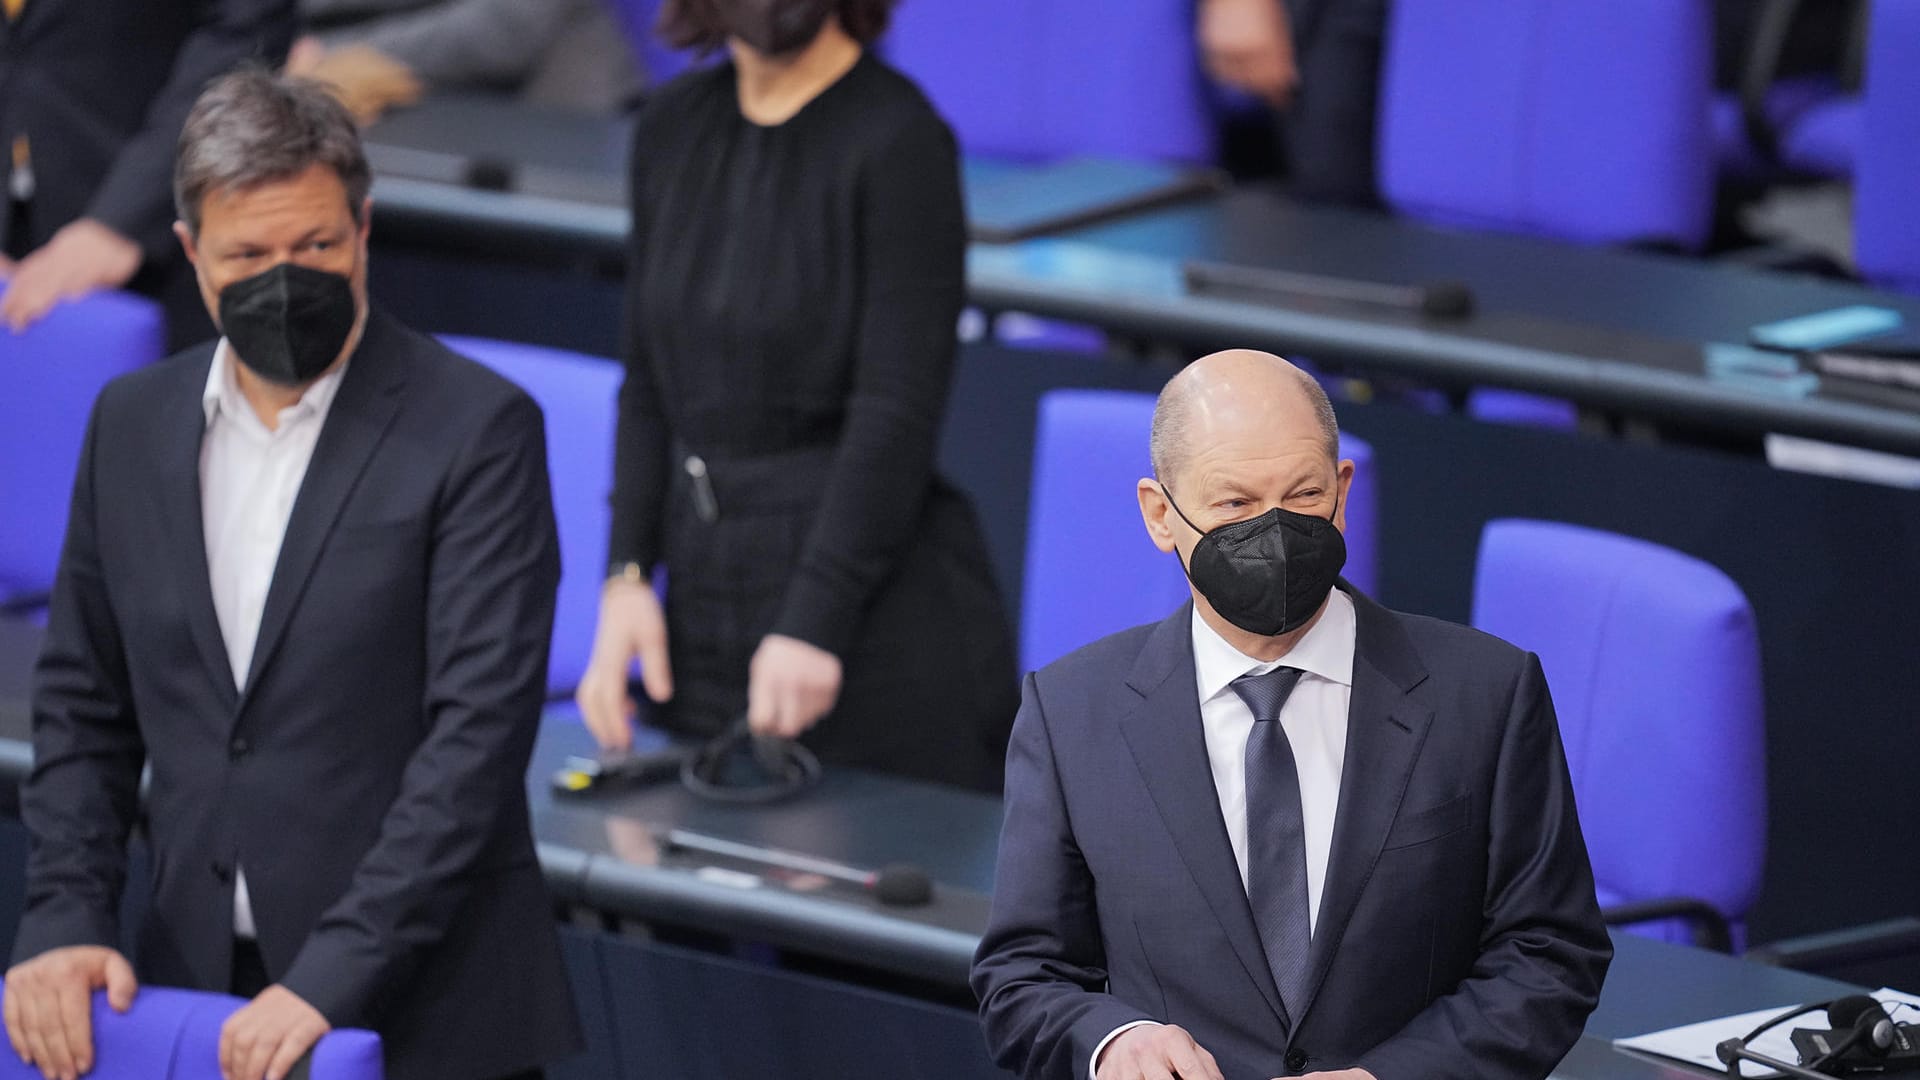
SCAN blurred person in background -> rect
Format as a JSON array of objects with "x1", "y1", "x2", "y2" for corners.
[
  {"x1": 287, "y1": 0, "x2": 639, "y2": 123},
  {"x1": 1198, "y1": 0, "x2": 1386, "y2": 207},
  {"x1": 575, "y1": 0, "x2": 1019, "y2": 793},
  {"x1": 0, "y1": 0, "x2": 294, "y2": 336}
]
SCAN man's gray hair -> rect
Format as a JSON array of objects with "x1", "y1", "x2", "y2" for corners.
[
  {"x1": 174, "y1": 68, "x2": 371, "y2": 236},
  {"x1": 1149, "y1": 362, "x2": 1340, "y2": 484}
]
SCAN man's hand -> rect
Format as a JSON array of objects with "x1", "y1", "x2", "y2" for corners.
[
  {"x1": 575, "y1": 576, "x2": 673, "y2": 752},
  {"x1": 1096, "y1": 1023, "x2": 1225, "y2": 1080},
  {"x1": 3, "y1": 946, "x2": 139, "y2": 1080},
  {"x1": 747, "y1": 634, "x2": 842, "y2": 739},
  {"x1": 218, "y1": 985, "x2": 330, "y2": 1080},
  {"x1": 286, "y1": 41, "x2": 423, "y2": 125},
  {"x1": 0, "y1": 219, "x2": 142, "y2": 332},
  {"x1": 1197, "y1": 0, "x2": 1301, "y2": 109}
]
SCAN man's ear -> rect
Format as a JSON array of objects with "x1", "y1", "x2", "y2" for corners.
[
  {"x1": 357, "y1": 195, "x2": 373, "y2": 249},
  {"x1": 173, "y1": 221, "x2": 198, "y2": 267},
  {"x1": 1333, "y1": 458, "x2": 1355, "y2": 533},
  {"x1": 1138, "y1": 478, "x2": 1178, "y2": 554}
]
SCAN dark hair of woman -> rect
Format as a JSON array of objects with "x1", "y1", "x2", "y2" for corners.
[{"x1": 658, "y1": 0, "x2": 898, "y2": 51}]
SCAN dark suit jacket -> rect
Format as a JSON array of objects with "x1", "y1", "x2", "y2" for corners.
[
  {"x1": 972, "y1": 587, "x2": 1612, "y2": 1080},
  {"x1": 1272, "y1": 0, "x2": 1385, "y2": 207},
  {"x1": 0, "y1": 0, "x2": 295, "y2": 259},
  {"x1": 15, "y1": 310, "x2": 582, "y2": 1079}
]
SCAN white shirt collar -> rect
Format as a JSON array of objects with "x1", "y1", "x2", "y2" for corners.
[
  {"x1": 201, "y1": 337, "x2": 350, "y2": 430},
  {"x1": 1192, "y1": 586, "x2": 1358, "y2": 705}
]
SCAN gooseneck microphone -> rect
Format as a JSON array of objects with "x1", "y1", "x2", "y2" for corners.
[
  {"x1": 1182, "y1": 259, "x2": 1477, "y2": 319},
  {"x1": 661, "y1": 828, "x2": 935, "y2": 907}
]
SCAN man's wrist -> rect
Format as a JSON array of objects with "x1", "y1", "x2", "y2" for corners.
[{"x1": 1090, "y1": 1019, "x2": 1162, "y2": 1079}]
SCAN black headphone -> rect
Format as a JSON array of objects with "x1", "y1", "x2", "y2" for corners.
[
  {"x1": 680, "y1": 715, "x2": 822, "y2": 804},
  {"x1": 1727, "y1": 994, "x2": 1896, "y2": 1075}
]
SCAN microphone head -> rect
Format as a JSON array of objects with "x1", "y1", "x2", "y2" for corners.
[
  {"x1": 1418, "y1": 281, "x2": 1476, "y2": 319},
  {"x1": 1716, "y1": 1038, "x2": 1745, "y2": 1066},
  {"x1": 872, "y1": 863, "x2": 933, "y2": 907}
]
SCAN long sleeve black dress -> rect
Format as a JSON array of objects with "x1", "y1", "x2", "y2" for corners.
[{"x1": 609, "y1": 52, "x2": 1017, "y2": 792}]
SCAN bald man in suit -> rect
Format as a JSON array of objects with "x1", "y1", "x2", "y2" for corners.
[{"x1": 973, "y1": 350, "x2": 1609, "y2": 1080}]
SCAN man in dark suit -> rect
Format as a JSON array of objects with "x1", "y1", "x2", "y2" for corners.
[
  {"x1": 3, "y1": 70, "x2": 579, "y2": 1080},
  {"x1": 972, "y1": 349, "x2": 1610, "y2": 1080},
  {"x1": 0, "y1": 0, "x2": 293, "y2": 332}
]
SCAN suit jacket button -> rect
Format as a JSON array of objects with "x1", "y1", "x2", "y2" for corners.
[
  {"x1": 229, "y1": 737, "x2": 249, "y2": 760},
  {"x1": 1285, "y1": 1048, "x2": 1308, "y2": 1073},
  {"x1": 211, "y1": 861, "x2": 232, "y2": 884}
]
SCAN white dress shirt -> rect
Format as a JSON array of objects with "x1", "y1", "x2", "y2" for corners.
[
  {"x1": 199, "y1": 339, "x2": 348, "y2": 939},
  {"x1": 1091, "y1": 590, "x2": 1358, "y2": 1077}
]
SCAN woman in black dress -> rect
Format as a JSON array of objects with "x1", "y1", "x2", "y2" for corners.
[{"x1": 574, "y1": 0, "x2": 1018, "y2": 791}]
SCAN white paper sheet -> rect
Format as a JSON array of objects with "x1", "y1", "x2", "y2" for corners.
[{"x1": 1614, "y1": 988, "x2": 1920, "y2": 1077}]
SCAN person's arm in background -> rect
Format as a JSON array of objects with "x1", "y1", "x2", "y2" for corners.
[
  {"x1": 1196, "y1": 0, "x2": 1300, "y2": 108},
  {"x1": 1351, "y1": 655, "x2": 1613, "y2": 1080},
  {"x1": 4, "y1": 394, "x2": 145, "y2": 1080},
  {"x1": 749, "y1": 113, "x2": 966, "y2": 738},
  {"x1": 0, "y1": 0, "x2": 296, "y2": 329},
  {"x1": 575, "y1": 103, "x2": 674, "y2": 752},
  {"x1": 290, "y1": 0, "x2": 578, "y2": 121}
]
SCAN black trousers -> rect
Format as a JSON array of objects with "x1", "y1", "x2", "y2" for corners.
[{"x1": 230, "y1": 940, "x2": 545, "y2": 1080}]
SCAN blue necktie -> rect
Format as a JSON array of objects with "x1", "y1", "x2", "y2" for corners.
[{"x1": 1232, "y1": 665, "x2": 1313, "y2": 1021}]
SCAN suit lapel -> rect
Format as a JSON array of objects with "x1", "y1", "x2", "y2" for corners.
[
  {"x1": 1116, "y1": 604, "x2": 1291, "y2": 1031},
  {"x1": 154, "y1": 346, "x2": 240, "y2": 708},
  {"x1": 238, "y1": 313, "x2": 408, "y2": 703},
  {"x1": 1292, "y1": 586, "x2": 1433, "y2": 1028}
]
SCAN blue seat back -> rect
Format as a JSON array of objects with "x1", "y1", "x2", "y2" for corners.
[
  {"x1": 882, "y1": 0, "x2": 1213, "y2": 163},
  {"x1": 1855, "y1": 0, "x2": 1920, "y2": 293},
  {"x1": 0, "y1": 987, "x2": 381, "y2": 1079},
  {"x1": 1471, "y1": 519, "x2": 1765, "y2": 939},
  {"x1": 1378, "y1": 0, "x2": 1714, "y2": 248},
  {"x1": 1021, "y1": 389, "x2": 1377, "y2": 674},
  {"x1": 0, "y1": 288, "x2": 165, "y2": 600},
  {"x1": 440, "y1": 336, "x2": 621, "y2": 696}
]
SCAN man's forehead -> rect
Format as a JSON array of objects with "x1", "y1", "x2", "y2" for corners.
[
  {"x1": 201, "y1": 166, "x2": 350, "y2": 219},
  {"x1": 1185, "y1": 438, "x2": 1333, "y2": 486}
]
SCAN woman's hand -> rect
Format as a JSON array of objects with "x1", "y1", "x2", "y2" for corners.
[
  {"x1": 574, "y1": 576, "x2": 673, "y2": 751},
  {"x1": 747, "y1": 634, "x2": 842, "y2": 739}
]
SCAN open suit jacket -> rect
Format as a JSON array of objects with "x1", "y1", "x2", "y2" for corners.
[
  {"x1": 0, "y1": 0, "x2": 295, "y2": 260},
  {"x1": 973, "y1": 586, "x2": 1612, "y2": 1080},
  {"x1": 14, "y1": 309, "x2": 582, "y2": 1079}
]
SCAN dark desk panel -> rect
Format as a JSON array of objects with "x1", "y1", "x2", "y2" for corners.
[
  {"x1": 0, "y1": 617, "x2": 33, "y2": 733},
  {"x1": 0, "y1": 617, "x2": 35, "y2": 818},
  {"x1": 965, "y1": 196, "x2": 1920, "y2": 456},
  {"x1": 530, "y1": 707, "x2": 997, "y2": 989},
  {"x1": 364, "y1": 98, "x2": 1920, "y2": 456}
]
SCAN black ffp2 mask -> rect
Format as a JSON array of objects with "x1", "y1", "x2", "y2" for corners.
[
  {"x1": 715, "y1": 0, "x2": 835, "y2": 55},
  {"x1": 218, "y1": 262, "x2": 358, "y2": 387},
  {"x1": 1163, "y1": 485, "x2": 1347, "y2": 637}
]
